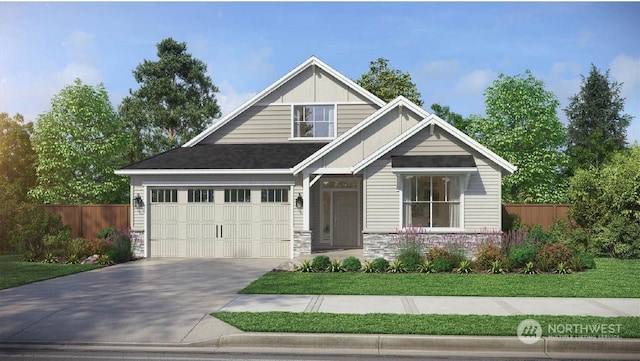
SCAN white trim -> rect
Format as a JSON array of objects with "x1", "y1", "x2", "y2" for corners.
[
  {"x1": 288, "y1": 138, "x2": 334, "y2": 142},
  {"x1": 141, "y1": 180, "x2": 294, "y2": 187},
  {"x1": 313, "y1": 167, "x2": 353, "y2": 175},
  {"x1": 183, "y1": 56, "x2": 385, "y2": 147},
  {"x1": 143, "y1": 185, "x2": 150, "y2": 258},
  {"x1": 351, "y1": 114, "x2": 517, "y2": 174},
  {"x1": 115, "y1": 169, "x2": 293, "y2": 176},
  {"x1": 309, "y1": 174, "x2": 323, "y2": 188},
  {"x1": 302, "y1": 172, "x2": 310, "y2": 230},
  {"x1": 293, "y1": 97, "x2": 428, "y2": 175},
  {"x1": 258, "y1": 101, "x2": 372, "y2": 106},
  {"x1": 290, "y1": 103, "x2": 338, "y2": 139},
  {"x1": 290, "y1": 184, "x2": 295, "y2": 259},
  {"x1": 391, "y1": 167, "x2": 478, "y2": 174}
]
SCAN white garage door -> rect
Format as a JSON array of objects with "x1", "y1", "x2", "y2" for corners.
[{"x1": 150, "y1": 187, "x2": 290, "y2": 258}]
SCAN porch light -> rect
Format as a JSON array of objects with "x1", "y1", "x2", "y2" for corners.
[
  {"x1": 134, "y1": 194, "x2": 144, "y2": 208},
  {"x1": 295, "y1": 193, "x2": 303, "y2": 209}
]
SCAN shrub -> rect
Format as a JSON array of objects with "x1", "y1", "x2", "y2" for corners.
[
  {"x1": 536, "y1": 242, "x2": 573, "y2": 272},
  {"x1": 526, "y1": 225, "x2": 557, "y2": 246},
  {"x1": 11, "y1": 203, "x2": 69, "y2": 261},
  {"x1": 327, "y1": 259, "x2": 343, "y2": 272},
  {"x1": 387, "y1": 259, "x2": 406, "y2": 273},
  {"x1": 554, "y1": 261, "x2": 571, "y2": 274},
  {"x1": 486, "y1": 259, "x2": 507, "y2": 274},
  {"x1": 395, "y1": 228, "x2": 425, "y2": 272},
  {"x1": 106, "y1": 228, "x2": 133, "y2": 263},
  {"x1": 456, "y1": 260, "x2": 473, "y2": 274},
  {"x1": 370, "y1": 257, "x2": 389, "y2": 272},
  {"x1": 361, "y1": 260, "x2": 377, "y2": 273},
  {"x1": 568, "y1": 252, "x2": 596, "y2": 271},
  {"x1": 475, "y1": 242, "x2": 506, "y2": 270},
  {"x1": 311, "y1": 255, "x2": 331, "y2": 272},
  {"x1": 341, "y1": 256, "x2": 362, "y2": 272},
  {"x1": 97, "y1": 226, "x2": 116, "y2": 239},
  {"x1": 296, "y1": 259, "x2": 313, "y2": 272},
  {"x1": 417, "y1": 259, "x2": 434, "y2": 273},
  {"x1": 42, "y1": 228, "x2": 72, "y2": 257},
  {"x1": 508, "y1": 244, "x2": 536, "y2": 268},
  {"x1": 520, "y1": 261, "x2": 538, "y2": 275},
  {"x1": 432, "y1": 257, "x2": 453, "y2": 272},
  {"x1": 84, "y1": 237, "x2": 113, "y2": 256},
  {"x1": 425, "y1": 246, "x2": 450, "y2": 262},
  {"x1": 65, "y1": 237, "x2": 89, "y2": 260}
]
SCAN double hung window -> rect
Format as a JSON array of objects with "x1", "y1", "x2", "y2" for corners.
[
  {"x1": 402, "y1": 176, "x2": 460, "y2": 228},
  {"x1": 293, "y1": 105, "x2": 335, "y2": 138}
]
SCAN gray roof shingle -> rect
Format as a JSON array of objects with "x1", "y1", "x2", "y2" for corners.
[{"x1": 121, "y1": 143, "x2": 326, "y2": 170}]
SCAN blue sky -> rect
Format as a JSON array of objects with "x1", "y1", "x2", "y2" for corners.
[{"x1": 1, "y1": 2, "x2": 639, "y2": 143}]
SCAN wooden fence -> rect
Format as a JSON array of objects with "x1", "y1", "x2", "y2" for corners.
[
  {"x1": 44, "y1": 205, "x2": 130, "y2": 239},
  {"x1": 502, "y1": 204, "x2": 570, "y2": 231}
]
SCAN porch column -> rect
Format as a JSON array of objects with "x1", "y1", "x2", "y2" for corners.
[{"x1": 302, "y1": 171, "x2": 310, "y2": 230}]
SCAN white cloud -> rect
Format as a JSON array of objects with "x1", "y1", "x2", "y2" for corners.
[
  {"x1": 610, "y1": 55, "x2": 640, "y2": 102},
  {"x1": 216, "y1": 80, "x2": 256, "y2": 117},
  {"x1": 455, "y1": 69, "x2": 497, "y2": 95}
]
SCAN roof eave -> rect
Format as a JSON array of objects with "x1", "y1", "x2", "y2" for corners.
[{"x1": 114, "y1": 168, "x2": 294, "y2": 176}]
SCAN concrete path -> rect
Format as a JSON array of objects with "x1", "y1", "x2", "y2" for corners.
[
  {"x1": 0, "y1": 257, "x2": 286, "y2": 345},
  {"x1": 219, "y1": 294, "x2": 640, "y2": 317}
]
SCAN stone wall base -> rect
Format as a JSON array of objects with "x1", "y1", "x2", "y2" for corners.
[
  {"x1": 130, "y1": 230, "x2": 145, "y2": 258},
  {"x1": 293, "y1": 231, "x2": 312, "y2": 258},
  {"x1": 363, "y1": 232, "x2": 501, "y2": 261}
]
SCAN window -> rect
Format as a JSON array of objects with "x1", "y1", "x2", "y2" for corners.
[
  {"x1": 188, "y1": 189, "x2": 214, "y2": 203},
  {"x1": 224, "y1": 189, "x2": 251, "y2": 203},
  {"x1": 402, "y1": 176, "x2": 460, "y2": 228},
  {"x1": 151, "y1": 189, "x2": 178, "y2": 203},
  {"x1": 293, "y1": 105, "x2": 335, "y2": 138},
  {"x1": 261, "y1": 189, "x2": 288, "y2": 203}
]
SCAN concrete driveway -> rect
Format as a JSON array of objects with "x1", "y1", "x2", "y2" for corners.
[{"x1": 0, "y1": 257, "x2": 285, "y2": 345}]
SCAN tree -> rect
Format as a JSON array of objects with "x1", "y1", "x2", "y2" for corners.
[
  {"x1": 567, "y1": 145, "x2": 640, "y2": 258},
  {"x1": 120, "y1": 37, "x2": 221, "y2": 162},
  {"x1": 355, "y1": 58, "x2": 424, "y2": 106},
  {"x1": 30, "y1": 79, "x2": 129, "y2": 204},
  {"x1": 0, "y1": 113, "x2": 36, "y2": 197},
  {"x1": 430, "y1": 103, "x2": 473, "y2": 135},
  {"x1": 470, "y1": 70, "x2": 568, "y2": 203},
  {"x1": 564, "y1": 64, "x2": 633, "y2": 174}
]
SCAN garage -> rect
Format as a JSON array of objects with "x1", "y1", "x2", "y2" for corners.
[{"x1": 149, "y1": 187, "x2": 290, "y2": 258}]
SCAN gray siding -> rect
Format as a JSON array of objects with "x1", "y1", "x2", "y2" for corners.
[
  {"x1": 201, "y1": 105, "x2": 291, "y2": 144},
  {"x1": 464, "y1": 157, "x2": 502, "y2": 231},
  {"x1": 363, "y1": 159, "x2": 399, "y2": 232},
  {"x1": 131, "y1": 185, "x2": 145, "y2": 231},
  {"x1": 337, "y1": 103, "x2": 378, "y2": 136}
]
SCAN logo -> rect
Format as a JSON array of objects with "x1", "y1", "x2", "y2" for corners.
[{"x1": 517, "y1": 319, "x2": 542, "y2": 344}]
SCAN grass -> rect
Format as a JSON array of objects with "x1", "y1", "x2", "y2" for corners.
[
  {"x1": 213, "y1": 312, "x2": 640, "y2": 338},
  {"x1": 240, "y1": 258, "x2": 640, "y2": 298},
  {"x1": 0, "y1": 253, "x2": 104, "y2": 290}
]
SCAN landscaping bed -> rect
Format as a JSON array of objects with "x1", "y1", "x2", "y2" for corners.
[
  {"x1": 240, "y1": 258, "x2": 640, "y2": 298},
  {"x1": 0, "y1": 253, "x2": 103, "y2": 290}
]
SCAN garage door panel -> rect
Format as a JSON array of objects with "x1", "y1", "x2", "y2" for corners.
[{"x1": 150, "y1": 187, "x2": 290, "y2": 258}]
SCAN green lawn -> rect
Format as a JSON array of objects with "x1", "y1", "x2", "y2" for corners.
[
  {"x1": 0, "y1": 254, "x2": 104, "y2": 290},
  {"x1": 240, "y1": 258, "x2": 640, "y2": 298},
  {"x1": 213, "y1": 312, "x2": 640, "y2": 338}
]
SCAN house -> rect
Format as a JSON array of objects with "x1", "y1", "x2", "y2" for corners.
[{"x1": 115, "y1": 56, "x2": 516, "y2": 260}]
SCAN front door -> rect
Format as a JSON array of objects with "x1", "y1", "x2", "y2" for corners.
[{"x1": 332, "y1": 191, "x2": 359, "y2": 248}]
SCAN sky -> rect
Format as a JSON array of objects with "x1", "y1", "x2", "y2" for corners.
[{"x1": 1, "y1": 1, "x2": 639, "y2": 143}]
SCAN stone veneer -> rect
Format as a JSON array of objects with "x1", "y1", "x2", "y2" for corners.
[
  {"x1": 130, "y1": 230, "x2": 145, "y2": 258},
  {"x1": 363, "y1": 232, "x2": 501, "y2": 261},
  {"x1": 293, "y1": 231, "x2": 312, "y2": 258}
]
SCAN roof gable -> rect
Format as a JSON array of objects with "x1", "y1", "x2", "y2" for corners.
[{"x1": 183, "y1": 56, "x2": 386, "y2": 147}]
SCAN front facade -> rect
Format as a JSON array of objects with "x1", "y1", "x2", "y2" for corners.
[{"x1": 116, "y1": 57, "x2": 516, "y2": 259}]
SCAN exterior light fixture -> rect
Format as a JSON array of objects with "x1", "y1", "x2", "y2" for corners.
[
  {"x1": 134, "y1": 194, "x2": 144, "y2": 208},
  {"x1": 295, "y1": 193, "x2": 303, "y2": 209}
]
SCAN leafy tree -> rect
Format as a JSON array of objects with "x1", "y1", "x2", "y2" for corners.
[
  {"x1": 355, "y1": 58, "x2": 424, "y2": 106},
  {"x1": 567, "y1": 145, "x2": 640, "y2": 258},
  {"x1": 120, "y1": 37, "x2": 221, "y2": 162},
  {"x1": 564, "y1": 64, "x2": 633, "y2": 174},
  {"x1": 30, "y1": 79, "x2": 129, "y2": 204},
  {"x1": 0, "y1": 113, "x2": 36, "y2": 197},
  {"x1": 430, "y1": 103, "x2": 472, "y2": 134},
  {"x1": 470, "y1": 70, "x2": 568, "y2": 203}
]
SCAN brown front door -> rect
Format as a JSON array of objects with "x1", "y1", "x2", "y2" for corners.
[{"x1": 332, "y1": 191, "x2": 359, "y2": 247}]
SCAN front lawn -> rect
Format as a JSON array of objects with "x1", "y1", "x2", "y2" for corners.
[
  {"x1": 240, "y1": 258, "x2": 640, "y2": 298},
  {"x1": 0, "y1": 253, "x2": 103, "y2": 290},
  {"x1": 213, "y1": 312, "x2": 640, "y2": 338}
]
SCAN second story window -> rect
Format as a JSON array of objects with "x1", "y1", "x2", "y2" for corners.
[{"x1": 293, "y1": 105, "x2": 335, "y2": 138}]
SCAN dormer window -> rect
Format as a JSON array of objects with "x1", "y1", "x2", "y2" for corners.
[{"x1": 292, "y1": 104, "x2": 336, "y2": 138}]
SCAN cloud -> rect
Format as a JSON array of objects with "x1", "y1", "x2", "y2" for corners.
[
  {"x1": 417, "y1": 60, "x2": 462, "y2": 81},
  {"x1": 216, "y1": 80, "x2": 256, "y2": 117},
  {"x1": 455, "y1": 69, "x2": 497, "y2": 95},
  {"x1": 610, "y1": 55, "x2": 640, "y2": 102}
]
